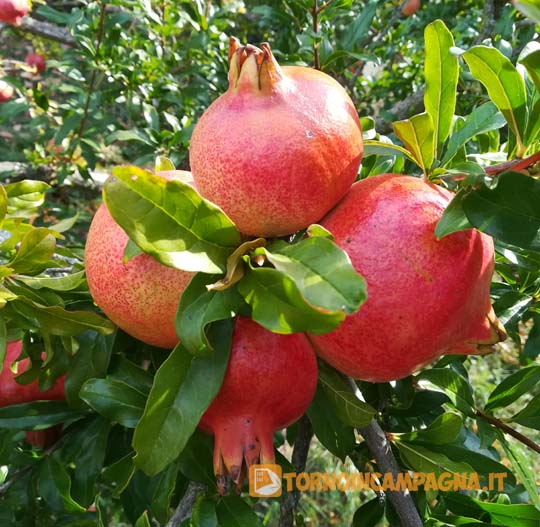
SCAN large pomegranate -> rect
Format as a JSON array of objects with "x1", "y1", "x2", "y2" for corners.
[
  {"x1": 0, "y1": 0, "x2": 30, "y2": 25},
  {"x1": 199, "y1": 317, "x2": 318, "y2": 493},
  {"x1": 189, "y1": 37, "x2": 363, "y2": 237},
  {"x1": 309, "y1": 174, "x2": 506, "y2": 382},
  {"x1": 0, "y1": 81, "x2": 14, "y2": 103},
  {"x1": 85, "y1": 171, "x2": 194, "y2": 349}
]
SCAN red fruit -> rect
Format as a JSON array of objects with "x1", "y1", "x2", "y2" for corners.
[
  {"x1": 309, "y1": 174, "x2": 506, "y2": 382},
  {"x1": 0, "y1": 340, "x2": 65, "y2": 407},
  {"x1": 85, "y1": 170, "x2": 194, "y2": 348},
  {"x1": 401, "y1": 0, "x2": 421, "y2": 16},
  {"x1": 26, "y1": 52, "x2": 46, "y2": 73},
  {"x1": 0, "y1": 0, "x2": 29, "y2": 25},
  {"x1": 189, "y1": 38, "x2": 363, "y2": 237},
  {"x1": 199, "y1": 317, "x2": 317, "y2": 493},
  {"x1": 0, "y1": 80, "x2": 14, "y2": 103},
  {"x1": 25, "y1": 425, "x2": 62, "y2": 449}
]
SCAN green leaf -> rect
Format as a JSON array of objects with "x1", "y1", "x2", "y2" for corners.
[
  {"x1": 16, "y1": 270, "x2": 86, "y2": 291},
  {"x1": 318, "y1": 365, "x2": 376, "y2": 428},
  {"x1": 264, "y1": 237, "x2": 366, "y2": 315},
  {"x1": 215, "y1": 496, "x2": 262, "y2": 527},
  {"x1": 133, "y1": 320, "x2": 232, "y2": 476},
  {"x1": 485, "y1": 366, "x2": 540, "y2": 410},
  {"x1": 102, "y1": 453, "x2": 136, "y2": 498},
  {"x1": 462, "y1": 46, "x2": 528, "y2": 155},
  {"x1": 441, "y1": 103, "x2": 506, "y2": 166},
  {"x1": 307, "y1": 385, "x2": 356, "y2": 461},
  {"x1": 79, "y1": 378, "x2": 147, "y2": 428},
  {"x1": 49, "y1": 213, "x2": 79, "y2": 233},
  {"x1": 363, "y1": 140, "x2": 419, "y2": 165},
  {"x1": 38, "y1": 454, "x2": 86, "y2": 513},
  {"x1": 435, "y1": 189, "x2": 473, "y2": 239},
  {"x1": 8, "y1": 228, "x2": 57, "y2": 275},
  {"x1": 5, "y1": 180, "x2": 50, "y2": 216},
  {"x1": 0, "y1": 401, "x2": 81, "y2": 429},
  {"x1": 103, "y1": 166, "x2": 240, "y2": 273},
  {"x1": 415, "y1": 368, "x2": 475, "y2": 416},
  {"x1": 352, "y1": 497, "x2": 385, "y2": 527},
  {"x1": 0, "y1": 185, "x2": 7, "y2": 225},
  {"x1": 135, "y1": 511, "x2": 151, "y2": 527},
  {"x1": 394, "y1": 412, "x2": 462, "y2": 444},
  {"x1": 151, "y1": 462, "x2": 181, "y2": 524},
  {"x1": 514, "y1": 0, "x2": 540, "y2": 25},
  {"x1": 154, "y1": 156, "x2": 175, "y2": 172},
  {"x1": 518, "y1": 41, "x2": 540, "y2": 93},
  {"x1": 510, "y1": 393, "x2": 540, "y2": 430},
  {"x1": 176, "y1": 273, "x2": 244, "y2": 355},
  {"x1": 424, "y1": 20, "x2": 459, "y2": 153},
  {"x1": 396, "y1": 442, "x2": 475, "y2": 478},
  {"x1": 461, "y1": 172, "x2": 540, "y2": 251},
  {"x1": 393, "y1": 113, "x2": 435, "y2": 175},
  {"x1": 192, "y1": 497, "x2": 219, "y2": 527},
  {"x1": 178, "y1": 430, "x2": 216, "y2": 488},
  {"x1": 0, "y1": 317, "x2": 6, "y2": 374}
]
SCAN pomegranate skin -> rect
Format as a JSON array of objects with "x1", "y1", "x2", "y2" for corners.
[
  {"x1": 309, "y1": 174, "x2": 506, "y2": 382},
  {"x1": 0, "y1": 81, "x2": 14, "y2": 103},
  {"x1": 189, "y1": 39, "x2": 363, "y2": 237},
  {"x1": 85, "y1": 171, "x2": 194, "y2": 348},
  {"x1": 26, "y1": 52, "x2": 46, "y2": 73},
  {"x1": 199, "y1": 317, "x2": 318, "y2": 493},
  {"x1": 25, "y1": 425, "x2": 62, "y2": 449},
  {"x1": 401, "y1": 0, "x2": 421, "y2": 16},
  {"x1": 0, "y1": 341, "x2": 65, "y2": 407},
  {"x1": 0, "y1": 0, "x2": 29, "y2": 25}
]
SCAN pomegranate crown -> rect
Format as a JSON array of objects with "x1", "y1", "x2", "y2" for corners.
[{"x1": 227, "y1": 36, "x2": 283, "y2": 92}]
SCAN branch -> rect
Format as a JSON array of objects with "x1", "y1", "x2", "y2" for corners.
[
  {"x1": 476, "y1": 0, "x2": 496, "y2": 44},
  {"x1": 312, "y1": 0, "x2": 320, "y2": 70},
  {"x1": 279, "y1": 416, "x2": 313, "y2": 527},
  {"x1": 10, "y1": 17, "x2": 76, "y2": 46},
  {"x1": 375, "y1": 89, "x2": 425, "y2": 135},
  {"x1": 476, "y1": 410, "x2": 540, "y2": 455},
  {"x1": 165, "y1": 481, "x2": 206, "y2": 527}
]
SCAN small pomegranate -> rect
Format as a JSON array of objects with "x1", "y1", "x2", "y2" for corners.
[
  {"x1": 309, "y1": 174, "x2": 506, "y2": 382},
  {"x1": 0, "y1": 0, "x2": 30, "y2": 25},
  {"x1": 85, "y1": 171, "x2": 194, "y2": 348},
  {"x1": 26, "y1": 52, "x2": 46, "y2": 73},
  {"x1": 189, "y1": 37, "x2": 363, "y2": 237},
  {"x1": 0, "y1": 80, "x2": 14, "y2": 103},
  {"x1": 0, "y1": 340, "x2": 65, "y2": 406},
  {"x1": 401, "y1": 0, "x2": 421, "y2": 16},
  {"x1": 199, "y1": 317, "x2": 318, "y2": 493},
  {"x1": 25, "y1": 425, "x2": 62, "y2": 449}
]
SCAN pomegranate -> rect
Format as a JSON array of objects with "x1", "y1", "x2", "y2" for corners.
[
  {"x1": 0, "y1": 340, "x2": 65, "y2": 406},
  {"x1": 189, "y1": 37, "x2": 363, "y2": 237},
  {"x1": 25, "y1": 425, "x2": 62, "y2": 449},
  {"x1": 85, "y1": 170, "x2": 194, "y2": 348},
  {"x1": 199, "y1": 317, "x2": 318, "y2": 493},
  {"x1": 0, "y1": 0, "x2": 29, "y2": 25},
  {"x1": 401, "y1": 0, "x2": 421, "y2": 16},
  {"x1": 0, "y1": 80, "x2": 14, "y2": 103},
  {"x1": 309, "y1": 174, "x2": 506, "y2": 382},
  {"x1": 26, "y1": 52, "x2": 46, "y2": 73}
]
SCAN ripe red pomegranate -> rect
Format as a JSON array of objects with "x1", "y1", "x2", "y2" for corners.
[
  {"x1": 0, "y1": 0, "x2": 29, "y2": 25},
  {"x1": 309, "y1": 174, "x2": 506, "y2": 382},
  {"x1": 25, "y1": 425, "x2": 62, "y2": 449},
  {"x1": 0, "y1": 340, "x2": 65, "y2": 406},
  {"x1": 0, "y1": 80, "x2": 14, "y2": 103},
  {"x1": 85, "y1": 170, "x2": 194, "y2": 348},
  {"x1": 189, "y1": 37, "x2": 363, "y2": 237},
  {"x1": 26, "y1": 52, "x2": 46, "y2": 73},
  {"x1": 401, "y1": 0, "x2": 421, "y2": 16},
  {"x1": 199, "y1": 317, "x2": 318, "y2": 493}
]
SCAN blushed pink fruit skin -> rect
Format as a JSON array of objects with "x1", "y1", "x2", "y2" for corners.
[
  {"x1": 190, "y1": 65, "x2": 363, "y2": 237},
  {"x1": 401, "y1": 0, "x2": 421, "y2": 16},
  {"x1": 26, "y1": 52, "x2": 46, "y2": 73},
  {"x1": 309, "y1": 174, "x2": 504, "y2": 382},
  {"x1": 199, "y1": 317, "x2": 318, "y2": 492},
  {"x1": 0, "y1": 81, "x2": 14, "y2": 103},
  {"x1": 0, "y1": 0, "x2": 29, "y2": 25},
  {"x1": 85, "y1": 171, "x2": 194, "y2": 349}
]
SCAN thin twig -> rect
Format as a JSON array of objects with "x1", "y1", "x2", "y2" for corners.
[
  {"x1": 165, "y1": 481, "x2": 206, "y2": 527},
  {"x1": 279, "y1": 416, "x2": 313, "y2": 527},
  {"x1": 7, "y1": 17, "x2": 76, "y2": 46},
  {"x1": 316, "y1": 0, "x2": 336, "y2": 15},
  {"x1": 312, "y1": 0, "x2": 320, "y2": 70},
  {"x1": 476, "y1": 410, "x2": 540, "y2": 455}
]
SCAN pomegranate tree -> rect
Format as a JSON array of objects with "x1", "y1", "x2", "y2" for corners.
[
  {"x1": 189, "y1": 37, "x2": 363, "y2": 237},
  {"x1": 85, "y1": 171, "x2": 194, "y2": 349},
  {"x1": 0, "y1": 0, "x2": 29, "y2": 25},
  {"x1": 199, "y1": 317, "x2": 318, "y2": 493},
  {"x1": 309, "y1": 174, "x2": 506, "y2": 382}
]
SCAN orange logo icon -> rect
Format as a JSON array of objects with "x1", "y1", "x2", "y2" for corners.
[{"x1": 249, "y1": 464, "x2": 282, "y2": 497}]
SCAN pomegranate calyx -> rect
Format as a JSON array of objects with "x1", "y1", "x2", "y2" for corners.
[{"x1": 228, "y1": 36, "x2": 283, "y2": 93}]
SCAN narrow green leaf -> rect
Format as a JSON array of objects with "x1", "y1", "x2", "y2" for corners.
[
  {"x1": 363, "y1": 140, "x2": 419, "y2": 165},
  {"x1": 393, "y1": 113, "x2": 435, "y2": 174},
  {"x1": 352, "y1": 497, "x2": 385, "y2": 527},
  {"x1": 102, "y1": 453, "x2": 136, "y2": 498},
  {"x1": 8, "y1": 228, "x2": 57, "y2": 275},
  {"x1": 192, "y1": 497, "x2": 219, "y2": 527},
  {"x1": 0, "y1": 317, "x2": 6, "y2": 374},
  {"x1": 463, "y1": 46, "x2": 528, "y2": 155},
  {"x1": 424, "y1": 20, "x2": 459, "y2": 152},
  {"x1": 435, "y1": 189, "x2": 473, "y2": 239},
  {"x1": 485, "y1": 366, "x2": 540, "y2": 410},
  {"x1": 510, "y1": 393, "x2": 540, "y2": 430},
  {"x1": 155, "y1": 156, "x2": 175, "y2": 172},
  {"x1": 0, "y1": 401, "x2": 81, "y2": 428},
  {"x1": 215, "y1": 496, "x2": 262, "y2": 527},
  {"x1": 49, "y1": 213, "x2": 79, "y2": 233},
  {"x1": 133, "y1": 320, "x2": 232, "y2": 476},
  {"x1": 0, "y1": 186, "x2": 7, "y2": 225},
  {"x1": 442, "y1": 103, "x2": 506, "y2": 166},
  {"x1": 518, "y1": 42, "x2": 540, "y2": 93},
  {"x1": 103, "y1": 166, "x2": 240, "y2": 273},
  {"x1": 16, "y1": 270, "x2": 86, "y2": 291},
  {"x1": 394, "y1": 412, "x2": 462, "y2": 444},
  {"x1": 514, "y1": 0, "x2": 540, "y2": 25}
]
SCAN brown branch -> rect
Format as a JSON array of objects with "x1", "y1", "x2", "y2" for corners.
[
  {"x1": 165, "y1": 481, "x2": 206, "y2": 527},
  {"x1": 375, "y1": 89, "x2": 425, "y2": 135},
  {"x1": 316, "y1": 0, "x2": 337, "y2": 15},
  {"x1": 312, "y1": 0, "x2": 320, "y2": 70},
  {"x1": 10, "y1": 17, "x2": 76, "y2": 46},
  {"x1": 476, "y1": 410, "x2": 540, "y2": 455},
  {"x1": 484, "y1": 152, "x2": 540, "y2": 176},
  {"x1": 279, "y1": 416, "x2": 313, "y2": 527}
]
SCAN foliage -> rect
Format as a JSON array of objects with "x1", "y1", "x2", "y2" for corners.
[{"x1": 0, "y1": 1, "x2": 539, "y2": 526}]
